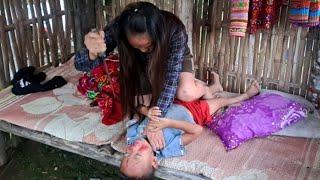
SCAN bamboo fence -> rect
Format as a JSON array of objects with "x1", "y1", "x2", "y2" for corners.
[
  {"x1": 0, "y1": 0, "x2": 73, "y2": 88},
  {"x1": 0, "y1": 0, "x2": 319, "y2": 101}
]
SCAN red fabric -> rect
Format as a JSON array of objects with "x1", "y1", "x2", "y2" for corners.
[
  {"x1": 174, "y1": 99, "x2": 212, "y2": 126},
  {"x1": 77, "y1": 54, "x2": 123, "y2": 125}
]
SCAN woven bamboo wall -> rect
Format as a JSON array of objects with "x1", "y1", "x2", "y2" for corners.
[
  {"x1": 0, "y1": 0, "x2": 319, "y2": 100},
  {"x1": 0, "y1": 0, "x2": 73, "y2": 88},
  {"x1": 99, "y1": 0, "x2": 320, "y2": 98}
]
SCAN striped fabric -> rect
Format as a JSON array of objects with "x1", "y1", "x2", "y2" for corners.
[
  {"x1": 230, "y1": 0, "x2": 250, "y2": 37},
  {"x1": 289, "y1": 0, "x2": 320, "y2": 27},
  {"x1": 308, "y1": 0, "x2": 320, "y2": 26}
]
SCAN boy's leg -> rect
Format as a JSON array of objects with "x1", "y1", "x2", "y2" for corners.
[{"x1": 206, "y1": 81, "x2": 260, "y2": 115}]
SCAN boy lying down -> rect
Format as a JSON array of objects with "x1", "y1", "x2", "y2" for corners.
[{"x1": 120, "y1": 77, "x2": 260, "y2": 179}]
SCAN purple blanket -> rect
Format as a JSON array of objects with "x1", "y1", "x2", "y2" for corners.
[{"x1": 207, "y1": 93, "x2": 308, "y2": 150}]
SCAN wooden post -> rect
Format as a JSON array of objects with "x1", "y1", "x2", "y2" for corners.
[
  {"x1": 72, "y1": 0, "x2": 96, "y2": 52},
  {"x1": 0, "y1": 131, "x2": 7, "y2": 166},
  {"x1": 174, "y1": 0, "x2": 193, "y2": 59},
  {"x1": 0, "y1": 15, "x2": 10, "y2": 87}
]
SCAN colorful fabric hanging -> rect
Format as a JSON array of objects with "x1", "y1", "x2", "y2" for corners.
[
  {"x1": 308, "y1": 0, "x2": 320, "y2": 26},
  {"x1": 289, "y1": 0, "x2": 320, "y2": 27},
  {"x1": 248, "y1": 0, "x2": 282, "y2": 34},
  {"x1": 230, "y1": 0, "x2": 250, "y2": 37}
]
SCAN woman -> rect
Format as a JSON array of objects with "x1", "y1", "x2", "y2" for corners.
[
  {"x1": 75, "y1": 2, "x2": 221, "y2": 150},
  {"x1": 75, "y1": 2, "x2": 221, "y2": 117}
]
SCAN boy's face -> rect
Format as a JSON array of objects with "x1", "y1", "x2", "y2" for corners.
[{"x1": 120, "y1": 139, "x2": 158, "y2": 177}]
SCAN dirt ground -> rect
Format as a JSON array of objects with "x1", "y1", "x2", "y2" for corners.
[{"x1": 0, "y1": 135, "x2": 120, "y2": 180}]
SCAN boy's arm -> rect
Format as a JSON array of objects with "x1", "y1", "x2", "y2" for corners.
[{"x1": 149, "y1": 117, "x2": 203, "y2": 146}]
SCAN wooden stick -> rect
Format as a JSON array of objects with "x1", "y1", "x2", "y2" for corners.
[
  {"x1": 33, "y1": 0, "x2": 46, "y2": 66},
  {"x1": 63, "y1": 0, "x2": 72, "y2": 61},
  {"x1": 0, "y1": 42, "x2": 5, "y2": 89},
  {"x1": 54, "y1": 0, "x2": 67, "y2": 63},
  {"x1": 262, "y1": 30, "x2": 272, "y2": 89},
  {"x1": 300, "y1": 30, "x2": 313, "y2": 97},
  {"x1": 28, "y1": 0, "x2": 40, "y2": 67},
  {"x1": 0, "y1": 1, "x2": 16, "y2": 76},
  {"x1": 42, "y1": 0, "x2": 58, "y2": 66},
  {"x1": 3, "y1": 0, "x2": 24, "y2": 69},
  {"x1": 240, "y1": 36, "x2": 249, "y2": 92},
  {"x1": 0, "y1": 15, "x2": 11, "y2": 86},
  {"x1": 11, "y1": 0, "x2": 25, "y2": 67},
  {"x1": 22, "y1": 0, "x2": 37, "y2": 67},
  {"x1": 0, "y1": 131, "x2": 7, "y2": 166}
]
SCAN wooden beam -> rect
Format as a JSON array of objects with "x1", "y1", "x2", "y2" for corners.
[
  {"x1": 0, "y1": 131, "x2": 7, "y2": 166},
  {"x1": 0, "y1": 120, "x2": 209, "y2": 179},
  {"x1": 174, "y1": 0, "x2": 193, "y2": 55},
  {"x1": 72, "y1": 0, "x2": 97, "y2": 52}
]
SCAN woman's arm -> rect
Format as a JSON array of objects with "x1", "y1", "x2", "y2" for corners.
[{"x1": 156, "y1": 25, "x2": 188, "y2": 116}]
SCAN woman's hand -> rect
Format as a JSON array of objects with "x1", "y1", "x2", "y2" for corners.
[
  {"x1": 147, "y1": 117, "x2": 170, "y2": 132},
  {"x1": 146, "y1": 106, "x2": 162, "y2": 120},
  {"x1": 84, "y1": 30, "x2": 107, "y2": 60}
]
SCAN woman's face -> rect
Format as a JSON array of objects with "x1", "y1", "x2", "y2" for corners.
[{"x1": 127, "y1": 32, "x2": 153, "y2": 53}]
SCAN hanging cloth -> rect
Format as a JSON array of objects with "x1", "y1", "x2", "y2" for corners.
[
  {"x1": 289, "y1": 0, "x2": 320, "y2": 27},
  {"x1": 308, "y1": 0, "x2": 320, "y2": 26},
  {"x1": 230, "y1": 0, "x2": 250, "y2": 37},
  {"x1": 248, "y1": 0, "x2": 282, "y2": 34}
]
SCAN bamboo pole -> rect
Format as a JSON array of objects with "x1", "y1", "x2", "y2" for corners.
[
  {"x1": 295, "y1": 28, "x2": 308, "y2": 95},
  {"x1": 0, "y1": 42, "x2": 5, "y2": 88},
  {"x1": 284, "y1": 27, "x2": 297, "y2": 92},
  {"x1": 207, "y1": 0, "x2": 217, "y2": 70},
  {"x1": 300, "y1": 30, "x2": 313, "y2": 97},
  {"x1": 63, "y1": 0, "x2": 73, "y2": 62},
  {"x1": 235, "y1": 37, "x2": 245, "y2": 93},
  {"x1": 0, "y1": 1, "x2": 16, "y2": 76},
  {"x1": 28, "y1": 0, "x2": 40, "y2": 67},
  {"x1": 14, "y1": 0, "x2": 34, "y2": 66},
  {"x1": 22, "y1": 0, "x2": 37, "y2": 67},
  {"x1": 3, "y1": 0, "x2": 24, "y2": 69},
  {"x1": 0, "y1": 15, "x2": 10, "y2": 87},
  {"x1": 174, "y1": 0, "x2": 193, "y2": 59},
  {"x1": 42, "y1": 0, "x2": 58, "y2": 66},
  {"x1": 257, "y1": 32, "x2": 268, "y2": 84},
  {"x1": 0, "y1": 132, "x2": 7, "y2": 166},
  {"x1": 11, "y1": 0, "x2": 25, "y2": 67},
  {"x1": 227, "y1": 36, "x2": 236, "y2": 92},
  {"x1": 252, "y1": 32, "x2": 260, "y2": 78},
  {"x1": 33, "y1": 0, "x2": 46, "y2": 66},
  {"x1": 240, "y1": 36, "x2": 249, "y2": 92},
  {"x1": 54, "y1": 0, "x2": 67, "y2": 63}
]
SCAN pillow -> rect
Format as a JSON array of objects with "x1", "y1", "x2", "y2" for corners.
[{"x1": 207, "y1": 92, "x2": 309, "y2": 150}]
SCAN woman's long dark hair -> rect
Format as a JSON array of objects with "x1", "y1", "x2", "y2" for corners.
[{"x1": 117, "y1": 2, "x2": 168, "y2": 118}]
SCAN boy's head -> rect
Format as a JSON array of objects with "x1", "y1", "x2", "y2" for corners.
[{"x1": 120, "y1": 138, "x2": 158, "y2": 179}]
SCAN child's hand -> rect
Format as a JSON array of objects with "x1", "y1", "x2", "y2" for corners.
[
  {"x1": 147, "y1": 117, "x2": 170, "y2": 132},
  {"x1": 147, "y1": 106, "x2": 162, "y2": 120}
]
